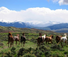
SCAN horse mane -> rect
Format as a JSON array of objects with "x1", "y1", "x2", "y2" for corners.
[{"x1": 8, "y1": 32, "x2": 12, "y2": 36}]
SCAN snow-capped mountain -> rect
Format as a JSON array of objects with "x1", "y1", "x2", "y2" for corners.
[
  {"x1": 25, "y1": 21, "x2": 60, "y2": 27},
  {"x1": 0, "y1": 21, "x2": 60, "y2": 28}
]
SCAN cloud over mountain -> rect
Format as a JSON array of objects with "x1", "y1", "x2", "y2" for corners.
[{"x1": 0, "y1": 6, "x2": 68, "y2": 24}]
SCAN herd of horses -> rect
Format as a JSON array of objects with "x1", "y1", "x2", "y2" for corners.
[
  {"x1": 8, "y1": 32, "x2": 26, "y2": 47},
  {"x1": 8, "y1": 32, "x2": 67, "y2": 47}
]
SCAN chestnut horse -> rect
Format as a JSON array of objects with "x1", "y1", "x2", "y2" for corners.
[
  {"x1": 45, "y1": 35, "x2": 53, "y2": 44},
  {"x1": 14, "y1": 34, "x2": 20, "y2": 45},
  {"x1": 8, "y1": 32, "x2": 14, "y2": 47}
]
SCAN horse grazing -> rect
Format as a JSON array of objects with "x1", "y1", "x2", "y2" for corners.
[
  {"x1": 37, "y1": 33, "x2": 46, "y2": 46},
  {"x1": 8, "y1": 32, "x2": 14, "y2": 47},
  {"x1": 45, "y1": 35, "x2": 53, "y2": 44},
  {"x1": 57, "y1": 33, "x2": 67, "y2": 47},
  {"x1": 20, "y1": 33, "x2": 26, "y2": 47},
  {"x1": 14, "y1": 34, "x2": 20, "y2": 45}
]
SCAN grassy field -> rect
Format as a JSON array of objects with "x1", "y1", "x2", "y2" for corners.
[{"x1": 0, "y1": 32, "x2": 68, "y2": 57}]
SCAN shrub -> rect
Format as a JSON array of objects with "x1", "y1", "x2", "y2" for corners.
[
  {"x1": 17, "y1": 48, "x2": 25, "y2": 56},
  {"x1": 11, "y1": 47, "x2": 16, "y2": 55}
]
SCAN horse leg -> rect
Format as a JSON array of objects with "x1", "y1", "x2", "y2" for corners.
[
  {"x1": 19, "y1": 40, "x2": 20, "y2": 44},
  {"x1": 10, "y1": 42, "x2": 13, "y2": 47},
  {"x1": 61, "y1": 42, "x2": 63, "y2": 47},
  {"x1": 8, "y1": 43, "x2": 9, "y2": 47},
  {"x1": 46, "y1": 41, "x2": 47, "y2": 44},
  {"x1": 38, "y1": 43, "x2": 40, "y2": 46},
  {"x1": 57, "y1": 40, "x2": 61, "y2": 45},
  {"x1": 51, "y1": 40, "x2": 53, "y2": 44},
  {"x1": 65, "y1": 40, "x2": 67, "y2": 46},
  {"x1": 23, "y1": 41, "x2": 25, "y2": 47},
  {"x1": 10, "y1": 41, "x2": 14, "y2": 47},
  {"x1": 16, "y1": 40, "x2": 17, "y2": 45},
  {"x1": 13, "y1": 41, "x2": 14, "y2": 47},
  {"x1": 21, "y1": 42, "x2": 22, "y2": 47},
  {"x1": 8, "y1": 41, "x2": 10, "y2": 47}
]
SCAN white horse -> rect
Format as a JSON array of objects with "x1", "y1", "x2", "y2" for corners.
[
  {"x1": 13, "y1": 34, "x2": 20, "y2": 45},
  {"x1": 58, "y1": 33, "x2": 67, "y2": 47},
  {"x1": 61, "y1": 33, "x2": 67, "y2": 42},
  {"x1": 42, "y1": 34, "x2": 46, "y2": 41}
]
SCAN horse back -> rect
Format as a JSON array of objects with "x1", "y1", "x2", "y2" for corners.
[
  {"x1": 21, "y1": 36, "x2": 26, "y2": 42},
  {"x1": 37, "y1": 37, "x2": 43, "y2": 43}
]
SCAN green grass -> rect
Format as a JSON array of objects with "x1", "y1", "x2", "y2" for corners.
[{"x1": 0, "y1": 32, "x2": 68, "y2": 57}]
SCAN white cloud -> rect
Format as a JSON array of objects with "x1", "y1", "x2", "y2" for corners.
[
  {"x1": 0, "y1": 6, "x2": 68, "y2": 24},
  {"x1": 59, "y1": 0, "x2": 68, "y2": 5},
  {"x1": 52, "y1": 0, "x2": 68, "y2": 5}
]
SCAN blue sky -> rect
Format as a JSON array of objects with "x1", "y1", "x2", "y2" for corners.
[
  {"x1": 0, "y1": 0, "x2": 68, "y2": 10},
  {"x1": 0, "y1": 0, "x2": 68, "y2": 25}
]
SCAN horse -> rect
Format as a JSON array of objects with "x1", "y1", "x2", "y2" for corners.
[
  {"x1": 37, "y1": 33, "x2": 46, "y2": 46},
  {"x1": 45, "y1": 35, "x2": 53, "y2": 44},
  {"x1": 14, "y1": 34, "x2": 20, "y2": 45},
  {"x1": 20, "y1": 33, "x2": 26, "y2": 47},
  {"x1": 8, "y1": 32, "x2": 14, "y2": 47},
  {"x1": 57, "y1": 33, "x2": 67, "y2": 47},
  {"x1": 42, "y1": 34, "x2": 46, "y2": 41},
  {"x1": 56, "y1": 35, "x2": 62, "y2": 43}
]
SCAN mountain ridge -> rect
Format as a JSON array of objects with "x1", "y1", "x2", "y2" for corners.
[{"x1": 0, "y1": 22, "x2": 68, "y2": 33}]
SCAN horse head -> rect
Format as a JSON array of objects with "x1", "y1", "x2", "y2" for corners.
[
  {"x1": 64, "y1": 33, "x2": 67, "y2": 37},
  {"x1": 50, "y1": 35, "x2": 53, "y2": 38},
  {"x1": 17, "y1": 34, "x2": 19, "y2": 37},
  {"x1": 8, "y1": 32, "x2": 12, "y2": 36}
]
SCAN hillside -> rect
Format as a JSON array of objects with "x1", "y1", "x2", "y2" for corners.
[
  {"x1": 0, "y1": 26, "x2": 56, "y2": 34},
  {"x1": 0, "y1": 22, "x2": 68, "y2": 33}
]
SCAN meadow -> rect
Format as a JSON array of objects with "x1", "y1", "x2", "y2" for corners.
[{"x1": 0, "y1": 32, "x2": 68, "y2": 57}]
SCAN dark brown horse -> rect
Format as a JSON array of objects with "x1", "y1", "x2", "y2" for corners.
[
  {"x1": 45, "y1": 35, "x2": 53, "y2": 44},
  {"x1": 36, "y1": 33, "x2": 44, "y2": 46},
  {"x1": 8, "y1": 32, "x2": 14, "y2": 47},
  {"x1": 14, "y1": 34, "x2": 20, "y2": 45},
  {"x1": 37, "y1": 36, "x2": 43, "y2": 46},
  {"x1": 56, "y1": 35, "x2": 61, "y2": 43},
  {"x1": 20, "y1": 33, "x2": 26, "y2": 47}
]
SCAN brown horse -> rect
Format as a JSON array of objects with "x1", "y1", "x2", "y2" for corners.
[
  {"x1": 45, "y1": 35, "x2": 53, "y2": 44},
  {"x1": 20, "y1": 33, "x2": 26, "y2": 47},
  {"x1": 8, "y1": 32, "x2": 14, "y2": 47},
  {"x1": 14, "y1": 34, "x2": 20, "y2": 45},
  {"x1": 56, "y1": 35, "x2": 61, "y2": 43},
  {"x1": 37, "y1": 36, "x2": 43, "y2": 46}
]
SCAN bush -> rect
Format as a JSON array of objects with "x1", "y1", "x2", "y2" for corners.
[
  {"x1": 45, "y1": 51, "x2": 51, "y2": 57},
  {"x1": 5, "y1": 51, "x2": 12, "y2": 57},
  {"x1": 11, "y1": 47, "x2": 16, "y2": 55},
  {"x1": 51, "y1": 44, "x2": 63, "y2": 51},
  {"x1": 17, "y1": 48, "x2": 25, "y2": 56}
]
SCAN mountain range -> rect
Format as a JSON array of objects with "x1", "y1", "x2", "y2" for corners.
[{"x1": 0, "y1": 21, "x2": 68, "y2": 33}]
